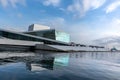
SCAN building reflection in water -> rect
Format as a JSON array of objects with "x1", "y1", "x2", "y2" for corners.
[
  {"x1": 25, "y1": 53, "x2": 70, "y2": 72},
  {"x1": 0, "y1": 52, "x2": 119, "y2": 73}
]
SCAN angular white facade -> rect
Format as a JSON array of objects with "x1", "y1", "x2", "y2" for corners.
[{"x1": 28, "y1": 24, "x2": 50, "y2": 31}]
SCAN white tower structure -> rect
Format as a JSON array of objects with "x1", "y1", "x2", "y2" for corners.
[{"x1": 28, "y1": 24, "x2": 50, "y2": 31}]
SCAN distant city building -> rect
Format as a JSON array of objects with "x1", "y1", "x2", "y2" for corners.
[{"x1": 28, "y1": 24, "x2": 50, "y2": 31}]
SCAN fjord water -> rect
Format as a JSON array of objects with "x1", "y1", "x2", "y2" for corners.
[{"x1": 0, "y1": 52, "x2": 120, "y2": 80}]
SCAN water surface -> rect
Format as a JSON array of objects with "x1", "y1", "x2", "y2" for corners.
[{"x1": 0, "y1": 51, "x2": 120, "y2": 80}]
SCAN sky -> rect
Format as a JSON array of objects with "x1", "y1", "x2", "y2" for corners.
[{"x1": 0, "y1": 0, "x2": 120, "y2": 44}]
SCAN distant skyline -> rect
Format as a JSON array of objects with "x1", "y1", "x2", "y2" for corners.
[{"x1": 0, "y1": 0, "x2": 120, "y2": 44}]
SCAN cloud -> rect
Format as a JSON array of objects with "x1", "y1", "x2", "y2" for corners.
[
  {"x1": 66, "y1": 16, "x2": 120, "y2": 44},
  {"x1": 100, "y1": 18, "x2": 120, "y2": 37},
  {"x1": 92, "y1": 17, "x2": 120, "y2": 49},
  {"x1": 43, "y1": 0, "x2": 61, "y2": 7},
  {"x1": 46, "y1": 17, "x2": 65, "y2": 30},
  {"x1": 0, "y1": 0, "x2": 8, "y2": 8},
  {"x1": 0, "y1": 0, "x2": 26, "y2": 8},
  {"x1": 67, "y1": 0, "x2": 106, "y2": 17},
  {"x1": 106, "y1": 1, "x2": 120, "y2": 13},
  {"x1": 67, "y1": 0, "x2": 81, "y2": 17},
  {"x1": 86, "y1": 17, "x2": 120, "y2": 40},
  {"x1": 17, "y1": 13, "x2": 23, "y2": 18}
]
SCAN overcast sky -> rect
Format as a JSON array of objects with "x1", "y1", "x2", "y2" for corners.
[{"x1": 0, "y1": 0, "x2": 120, "y2": 44}]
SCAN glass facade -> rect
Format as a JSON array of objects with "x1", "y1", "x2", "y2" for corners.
[
  {"x1": 26, "y1": 30, "x2": 56, "y2": 40},
  {"x1": 55, "y1": 31, "x2": 70, "y2": 43},
  {"x1": 0, "y1": 30, "x2": 41, "y2": 42},
  {"x1": 25, "y1": 29, "x2": 70, "y2": 43}
]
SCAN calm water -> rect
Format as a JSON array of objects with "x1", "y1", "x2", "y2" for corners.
[{"x1": 0, "y1": 51, "x2": 120, "y2": 80}]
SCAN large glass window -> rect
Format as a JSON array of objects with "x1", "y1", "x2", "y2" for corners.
[
  {"x1": 55, "y1": 31, "x2": 70, "y2": 43},
  {"x1": 24, "y1": 30, "x2": 70, "y2": 43},
  {"x1": 25, "y1": 30, "x2": 56, "y2": 40}
]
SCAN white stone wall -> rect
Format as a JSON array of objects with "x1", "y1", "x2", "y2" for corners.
[
  {"x1": 28, "y1": 24, "x2": 50, "y2": 31},
  {"x1": 0, "y1": 39, "x2": 42, "y2": 46}
]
